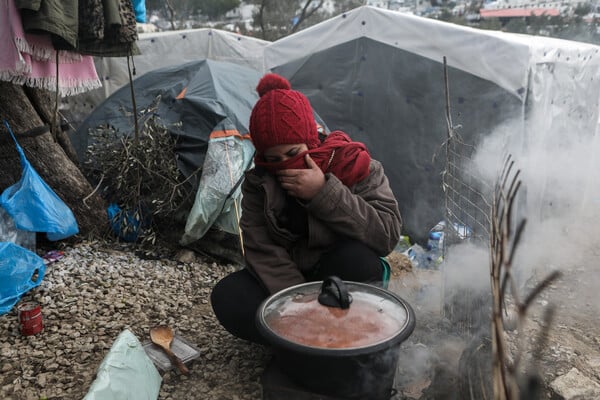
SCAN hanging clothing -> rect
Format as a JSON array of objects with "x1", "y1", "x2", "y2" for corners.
[
  {"x1": 1, "y1": 0, "x2": 101, "y2": 96},
  {"x1": 78, "y1": 0, "x2": 105, "y2": 46},
  {"x1": 77, "y1": 0, "x2": 140, "y2": 57},
  {"x1": 14, "y1": 0, "x2": 139, "y2": 58},
  {"x1": 15, "y1": 0, "x2": 79, "y2": 50}
]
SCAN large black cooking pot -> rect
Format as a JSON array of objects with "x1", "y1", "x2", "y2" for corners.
[{"x1": 256, "y1": 276, "x2": 415, "y2": 400}]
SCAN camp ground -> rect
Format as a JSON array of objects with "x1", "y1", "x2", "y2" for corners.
[
  {"x1": 1, "y1": 4, "x2": 600, "y2": 400},
  {"x1": 71, "y1": 6, "x2": 600, "y2": 244}
]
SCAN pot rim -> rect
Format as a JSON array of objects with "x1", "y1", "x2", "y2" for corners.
[{"x1": 256, "y1": 280, "x2": 416, "y2": 356}]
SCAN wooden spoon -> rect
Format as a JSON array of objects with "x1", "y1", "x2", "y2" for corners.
[{"x1": 149, "y1": 325, "x2": 190, "y2": 375}]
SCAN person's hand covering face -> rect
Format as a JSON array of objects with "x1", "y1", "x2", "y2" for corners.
[{"x1": 276, "y1": 154, "x2": 325, "y2": 201}]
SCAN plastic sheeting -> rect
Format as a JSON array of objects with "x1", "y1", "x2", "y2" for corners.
[
  {"x1": 84, "y1": 329, "x2": 161, "y2": 400},
  {"x1": 180, "y1": 132, "x2": 255, "y2": 244},
  {"x1": 263, "y1": 5, "x2": 600, "y2": 242},
  {"x1": 1, "y1": 121, "x2": 79, "y2": 241},
  {"x1": 0, "y1": 242, "x2": 45, "y2": 315}
]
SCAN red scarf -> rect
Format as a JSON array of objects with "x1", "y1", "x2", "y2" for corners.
[{"x1": 255, "y1": 131, "x2": 371, "y2": 187}]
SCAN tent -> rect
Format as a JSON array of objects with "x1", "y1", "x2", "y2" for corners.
[
  {"x1": 75, "y1": 59, "x2": 262, "y2": 242},
  {"x1": 263, "y1": 5, "x2": 600, "y2": 243},
  {"x1": 93, "y1": 28, "x2": 269, "y2": 101},
  {"x1": 62, "y1": 29, "x2": 270, "y2": 126},
  {"x1": 75, "y1": 59, "x2": 262, "y2": 178}
]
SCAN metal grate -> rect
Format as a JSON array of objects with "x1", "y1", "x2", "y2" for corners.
[
  {"x1": 439, "y1": 57, "x2": 493, "y2": 336},
  {"x1": 443, "y1": 132, "x2": 492, "y2": 246}
]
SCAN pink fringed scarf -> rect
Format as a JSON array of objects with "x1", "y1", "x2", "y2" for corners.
[{"x1": 0, "y1": 0, "x2": 101, "y2": 96}]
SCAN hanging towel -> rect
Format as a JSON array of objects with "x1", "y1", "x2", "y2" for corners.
[
  {"x1": 16, "y1": 33, "x2": 83, "y2": 64},
  {"x1": 0, "y1": 0, "x2": 102, "y2": 96}
]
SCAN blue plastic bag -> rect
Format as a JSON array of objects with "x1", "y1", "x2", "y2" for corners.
[
  {"x1": 0, "y1": 121, "x2": 78, "y2": 241},
  {"x1": 107, "y1": 203, "x2": 152, "y2": 242},
  {"x1": 131, "y1": 0, "x2": 146, "y2": 23},
  {"x1": 0, "y1": 242, "x2": 46, "y2": 315}
]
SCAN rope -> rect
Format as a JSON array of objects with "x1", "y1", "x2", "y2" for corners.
[
  {"x1": 52, "y1": 51, "x2": 60, "y2": 139},
  {"x1": 127, "y1": 53, "x2": 139, "y2": 145}
]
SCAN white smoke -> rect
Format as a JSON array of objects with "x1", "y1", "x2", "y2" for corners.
[{"x1": 389, "y1": 45, "x2": 600, "y2": 396}]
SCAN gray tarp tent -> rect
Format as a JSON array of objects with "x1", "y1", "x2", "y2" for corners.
[
  {"x1": 75, "y1": 59, "x2": 262, "y2": 181},
  {"x1": 263, "y1": 5, "x2": 600, "y2": 243},
  {"x1": 62, "y1": 28, "x2": 270, "y2": 127},
  {"x1": 74, "y1": 59, "x2": 262, "y2": 242}
]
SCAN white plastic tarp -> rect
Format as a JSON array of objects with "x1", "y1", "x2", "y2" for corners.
[
  {"x1": 96, "y1": 28, "x2": 269, "y2": 100},
  {"x1": 266, "y1": 7, "x2": 534, "y2": 99},
  {"x1": 263, "y1": 5, "x2": 600, "y2": 242}
]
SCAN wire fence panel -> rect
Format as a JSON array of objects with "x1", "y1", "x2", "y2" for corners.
[
  {"x1": 441, "y1": 128, "x2": 493, "y2": 337},
  {"x1": 443, "y1": 132, "x2": 491, "y2": 246}
]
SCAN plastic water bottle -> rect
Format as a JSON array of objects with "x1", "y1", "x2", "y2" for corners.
[
  {"x1": 426, "y1": 230, "x2": 444, "y2": 268},
  {"x1": 451, "y1": 222, "x2": 472, "y2": 240},
  {"x1": 427, "y1": 231, "x2": 443, "y2": 252},
  {"x1": 407, "y1": 244, "x2": 428, "y2": 269},
  {"x1": 0, "y1": 207, "x2": 36, "y2": 251}
]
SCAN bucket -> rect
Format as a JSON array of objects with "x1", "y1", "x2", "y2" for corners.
[{"x1": 18, "y1": 301, "x2": 43, "y2": 336}]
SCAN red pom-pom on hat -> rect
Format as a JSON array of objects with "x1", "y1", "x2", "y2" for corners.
[{"x1": 256, "y1": 73, "x2": 291, "y2": 97}]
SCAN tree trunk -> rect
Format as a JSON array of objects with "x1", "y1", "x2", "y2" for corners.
[
  {"x1": 0, "y1": 81, "x2": 107, "y2": 240},
  {"x1": 24, "y1": 86, "x2": 81, "y2": 165}
]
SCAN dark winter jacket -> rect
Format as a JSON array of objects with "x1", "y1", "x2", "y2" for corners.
[
  {"x1": 240, "y1": 159, "x2": 402, "y2": 294},
  {"x1": 16, "y1": 0, "x2": 79, "y2": 49}
]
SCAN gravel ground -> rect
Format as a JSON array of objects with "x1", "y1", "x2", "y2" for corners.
[
  {"x1": 0, "y1": 241, "x2": 270, "y2": 400},
  {"x1": 2, "y1": 240, "x2": 598, "y2": 400}
]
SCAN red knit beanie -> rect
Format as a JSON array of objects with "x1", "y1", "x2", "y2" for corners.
[{"x1": 249, "y1": 73, "x2": 319, "y2": 154}]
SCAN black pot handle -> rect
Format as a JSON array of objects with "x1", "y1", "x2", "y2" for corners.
[{"x1": 318, "y1": 276, "x2": 353, "y2": 309}]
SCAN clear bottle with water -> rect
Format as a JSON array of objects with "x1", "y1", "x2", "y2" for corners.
[
  {"x1": 427, "y1": 231, "x2": 443, "y2": 252},
  {"x1": 395, "y1": 235, "x2": 411, "y2": 252},
  {"x1": 407, "y1": 244, "x2": 428, "y2": 269},
  {"x1": 426, "y1": 228, "x2": 444, "y2": 268}
]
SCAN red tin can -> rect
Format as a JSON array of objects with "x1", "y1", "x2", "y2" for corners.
[{"x1": 18, "y1": 301, "x2": 43, "y2": 336}]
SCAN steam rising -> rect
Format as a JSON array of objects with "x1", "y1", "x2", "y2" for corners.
[
  {"x1": 471, "y1": 114, "x2": 600, "y2": 281},
  {"x1": 390, "y1": 51, "x2": 600, "y2": 396}
]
